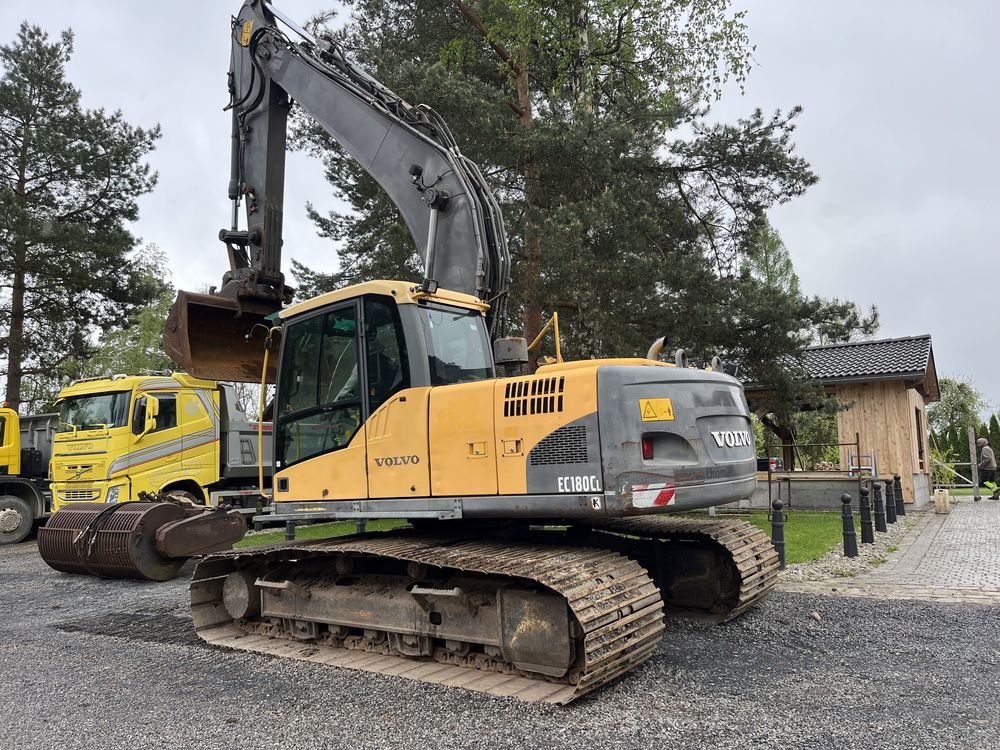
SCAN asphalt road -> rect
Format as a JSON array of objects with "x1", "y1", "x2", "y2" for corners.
[{"x1": 3, "y1": 539, "x2": 998, "y2": 750}]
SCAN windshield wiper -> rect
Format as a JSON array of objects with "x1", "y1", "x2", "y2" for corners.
[{"x1": 59, "y1": 420, "x2": 78, "y2": 434}]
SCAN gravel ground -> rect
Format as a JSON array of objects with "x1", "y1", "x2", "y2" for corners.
[
  {"x1": 3, "y1": 539, "x2": 999, "y2": 750},
  {"x1": 781, "y1": 512, "x2": 924, "y2": 582}
]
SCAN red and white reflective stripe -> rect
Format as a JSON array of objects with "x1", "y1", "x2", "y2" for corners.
[{"x1": 632, "y1": 482, "x2": 676, "y2": 508}]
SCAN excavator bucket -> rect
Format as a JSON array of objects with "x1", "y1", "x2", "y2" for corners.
[{"x1": 163, "y1": 290, "x2": 281, "y2": 383}]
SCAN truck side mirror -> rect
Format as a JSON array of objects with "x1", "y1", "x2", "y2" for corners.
[{"x1": 136, "y1": 395, "x2": 160, "y2": 439}]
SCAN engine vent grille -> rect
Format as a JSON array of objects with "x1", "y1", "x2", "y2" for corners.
[
  {"x1": 59, "y1": 489, "x2": 100, "y2": 501},
  {"x1": 529, "y1": 424, "x2": 589, "y2": 465},
  {"x1": 503, "y1": 376, "x2": 565, "y2": 418}
]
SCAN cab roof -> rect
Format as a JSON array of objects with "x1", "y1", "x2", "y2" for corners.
[
  {"x1": 279, "y1": 280, "x2": 489, "y2": 320},
  {"x1": 59, "y1": 372, "x2": 217, "y2": 398}
]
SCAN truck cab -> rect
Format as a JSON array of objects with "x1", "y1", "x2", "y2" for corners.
[{"x1": 50, "y1": 373, "x2": 271, "y2": 511}]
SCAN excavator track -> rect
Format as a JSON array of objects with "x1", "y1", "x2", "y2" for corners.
[
  {"x1": 575, "y1": 516, "x2": 780, "y2": 621},
  {"x1": 189, "y1": 517, "x2": 777, "y2": 703},
  {"x1": 191, "y1": 533, "x2": 666, "y2": 704}
]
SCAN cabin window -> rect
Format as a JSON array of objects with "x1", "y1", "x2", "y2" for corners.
[
  {"x1": 364, "y1": 296, "x2": 410, "y2": 412},
  {"x1": 275, "y1": 304, "x2": 362, "y2": 468},
  {"x1": 419, "y1": 304, "x2": 493, "y2": 385}
]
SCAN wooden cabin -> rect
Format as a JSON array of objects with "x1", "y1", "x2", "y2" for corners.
[{"x1": 747, "y1": 335, "x2": 940, "y2": 506}]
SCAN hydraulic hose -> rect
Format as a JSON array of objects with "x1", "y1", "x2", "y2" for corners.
[{"x1": 258, "y1": 326, "x2": 281, "y2": 501}]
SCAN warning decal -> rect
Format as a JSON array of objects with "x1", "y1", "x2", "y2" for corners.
[
  {"x1": 240, "y1": 20, "x2": 255, "y2": 46},
  {"x1": 639, "y1": 398, "x2": 674, "y2": 422}
]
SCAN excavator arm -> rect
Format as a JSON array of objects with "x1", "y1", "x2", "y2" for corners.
[{"x1": 164, "y1": 0, "x2": 510, "y2": 381}]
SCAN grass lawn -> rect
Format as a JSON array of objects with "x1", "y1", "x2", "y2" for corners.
[
  {"x1": 947, "y1": 487, "x2": 995, "y2": 496},
  {"x1": 739, "y1": 510, "x2": 855, "y2": 565},
  {"x1": 236, "y1": 518, "x2": 407, "y2": 548},
  {"x1": 238, "y1": 511, "x2": 850, "y2": 566}
]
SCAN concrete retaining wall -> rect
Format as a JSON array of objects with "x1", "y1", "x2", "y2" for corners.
[{"x1": 727, "y1": 474, "x2": 932, "y2": 510}]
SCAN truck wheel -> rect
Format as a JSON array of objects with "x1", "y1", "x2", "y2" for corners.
[{"x1": 0, "y1": 495, "x2": 34, "y2": 545}]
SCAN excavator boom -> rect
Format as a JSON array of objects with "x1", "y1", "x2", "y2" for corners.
[{"x1": 165, "y1": 0, "x2": 510, "y2": 381}]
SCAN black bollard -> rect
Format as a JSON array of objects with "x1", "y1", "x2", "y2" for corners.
[
  {"x1": 841, "y1": 493, "x2": 858, "y2": 558},
  {"x1": 769, "y1": 498, "x2": 787, "y2": 569},
  {"x1": 859, "y1": 485, "x2": 875, "y2": 544},
  {"x1": 873, "y1": 481, "x2": 887, "y2": 533},
  {"x1": 355, "y1": 519, "x2": 367, "y2": 534},
  {"x1": 894, "y1": 474, "x2": 905, "y2": 516},
  {"x1": 884, "y1": 479, "x2": 897, "y2": 524},
  {"x1": 284, "y1": 520, "x2": 296, "y2": 541}
]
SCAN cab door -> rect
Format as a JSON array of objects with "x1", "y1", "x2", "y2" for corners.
[
  {"x1": 0, "y1": 408, "x2": 21, "y2": 476},
  {"x1": 180, "y1": 388, "x2": 219, "y2": 487},
  {"x1": 273, "y1": 301, "x2": 369, "y2": 502},
  {"x1": 129, "y1": 391, "x2": 183, "y2": 495},
  {"x1": 364, "y1": 295, "x2": 430, "y2": 499}
]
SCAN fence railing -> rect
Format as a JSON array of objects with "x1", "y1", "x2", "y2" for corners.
[
  {"x1": 930, "y1": 427, "x2": 982, "y2": 499},
  {"x1": 763, "y1": 434, "x2": 870, "y2": 509},
  {"x1": 931, "y1": 459, "x2": 980, "y2": 497}
]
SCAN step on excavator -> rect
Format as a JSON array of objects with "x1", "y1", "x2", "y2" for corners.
[{"x1": 53, "y1": 0, "x2": 779, "y2": 703}]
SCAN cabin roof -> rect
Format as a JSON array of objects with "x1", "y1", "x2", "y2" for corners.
[{"x1": 801, "y1": 334, "x2": 939, "y2": 400}]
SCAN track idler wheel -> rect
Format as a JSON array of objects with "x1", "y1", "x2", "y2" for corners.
[{"x1": 38, "y1": 502, "x2": 247, "y2": 581}]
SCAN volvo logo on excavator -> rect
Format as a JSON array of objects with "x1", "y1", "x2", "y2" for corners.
[
  {"x1": 373, "y1": 455, "x2": 421, "y2": 467},
  {"x1": 710, "y1": 430, "x2": 753, "y2": 448}
]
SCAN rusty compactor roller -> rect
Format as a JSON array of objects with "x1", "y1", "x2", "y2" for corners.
[{"x1": 38, "y1": 501, "x2": 247, "y2": 581}]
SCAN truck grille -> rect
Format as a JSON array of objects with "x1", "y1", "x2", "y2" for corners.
[{"x1": 59, "y1": 489, "x2": 101, "y2": 501}]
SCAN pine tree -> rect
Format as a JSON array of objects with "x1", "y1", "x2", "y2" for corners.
[
  {"x1": 0, "y1": 23, "x2": 164, "y2": 411},
  {"x1": 291, "y1": 0, "x2": 875, "y2": 393},
  {"x1": 988, "y1": 414, "x2": 1000, "y2": 454}
]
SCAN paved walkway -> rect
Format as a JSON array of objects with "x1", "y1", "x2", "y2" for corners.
[{"x1": 781, "y1": 498, "x2": 1000, "y2": 605}]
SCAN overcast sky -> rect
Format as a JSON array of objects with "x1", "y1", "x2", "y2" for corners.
[{"x1": 2, "y1": 1, "x2": 998, "y2": 407}]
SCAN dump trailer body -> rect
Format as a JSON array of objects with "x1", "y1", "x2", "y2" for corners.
[
  {"x1": 218, "y1": 383, "x2": 273, "y2": 481},
  {"x1": 0, "y1": 410, "x2": 57, "y2": 544}
]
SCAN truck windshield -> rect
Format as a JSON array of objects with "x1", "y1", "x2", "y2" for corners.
[
  {"x1": 57, "y1": 391, "x2": 130, "y2": 432},
  {"x1": 419, "y1": 304, "x2": 493, "y2": 385}
]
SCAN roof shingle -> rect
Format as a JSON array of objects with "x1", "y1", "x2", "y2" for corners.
[{"x1": 802, "y1": 335, "x2": 932, "y2": 380}]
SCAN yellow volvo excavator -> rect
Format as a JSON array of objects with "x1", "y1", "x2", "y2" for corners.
[{"x1": 51, "y1": 1, "x2": 779, "y2": 703}]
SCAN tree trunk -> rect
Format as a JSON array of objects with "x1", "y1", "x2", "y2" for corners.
[
  {"x1": 5, "y1": 257, "x2": 26, "y2": 412},
  {"x1": 517, "y1": 53, "x2": 542, "y2": 350},
  {"x1": 6, "y1": 125, "x2": 31, "y2": 411},
  {"x1": 760, "y1": 414, "x2": 797, "y2": 470}
]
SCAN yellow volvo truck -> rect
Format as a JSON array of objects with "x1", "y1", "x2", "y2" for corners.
[{"x1": 50, "y1": 373, "x2": 271, "y2": 511}]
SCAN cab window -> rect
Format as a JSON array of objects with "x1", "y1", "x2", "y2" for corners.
[
  {"x1": 419, "y1": 304, "x2": 493, "y2": 385},
  {"x1": 364, "y1": 296, "x2": 409, "y2": 412},
  {"x1": 276, "y1": 305, "x2": 361, "y2": 468},
  {"x1": 131, "y1": 393, "x2": 178, "y2": 435},
  {"x1": 152, "y1": 394, "x2": 178, "y2": 432}
]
